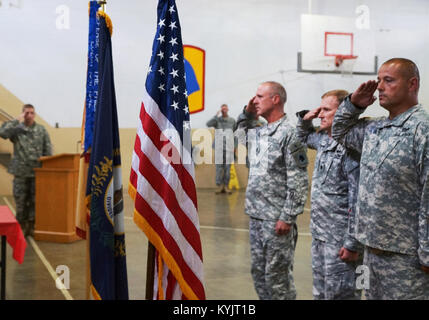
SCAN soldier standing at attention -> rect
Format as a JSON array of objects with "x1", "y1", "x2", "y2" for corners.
[
  {"x1": 332, "y1": 58, "x2": 429, "y2": 299},
  {"x1": 238, "y1": 81, "x2": 308, "y2": 300},
  {"x1": 0, "y1": 104, "x2": 52, "y2": 237},
  {"x1": 296, "y1": 90, "x2": 362, "y2": 300}
]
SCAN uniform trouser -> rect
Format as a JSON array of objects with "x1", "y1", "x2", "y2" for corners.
[
  {"x1": 215, "y1": 163, "x2": 231, "y2": 186},
  {"x1": 363, "y1": 247, "x2": 429, "y2": 300},
  {"x1": 13, "y1": 176, "x2": 35, "y2": 225},
  {"x1": 311, "y1": 238, "x2": 362, "y2": 300},
  {"x1": 249, "y1": 218, "x2": 297, "y2": 300}
]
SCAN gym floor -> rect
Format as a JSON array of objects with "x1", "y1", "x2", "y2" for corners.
[{"x1": 0, "y1": 189, "x2": 313, "y2": 300}]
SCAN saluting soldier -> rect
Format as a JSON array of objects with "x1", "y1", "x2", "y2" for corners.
[
  {"x1": 206, "y1": 104, "x2": 237, "y2": 194},
  {"x1": 296, "y1": 90, "x2": 362, "y2": 300},
  {"x1": 0, "y1": 104, "x2": 52, "y2": 237},
  {"x1": 332, "y1": 58, "x2": 429, "y2": 299}
]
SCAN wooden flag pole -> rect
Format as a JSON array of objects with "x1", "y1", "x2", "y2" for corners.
[{"x1": 145, "y1": 241, "x2": 156, "y2": 300}]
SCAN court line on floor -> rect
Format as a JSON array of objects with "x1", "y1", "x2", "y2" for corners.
[
  {"x1": 124, "y1": 216, "x2": 311, "y2": 236},
  {"x1": 200, "y1": 225, "x2": 250, "y2": 232},
  {"x1": 199, "y1": 225, "x2": 312, "y2": 237},
  {"x1": 3, "y1": 196, "x2": 73, "y2": 301}
]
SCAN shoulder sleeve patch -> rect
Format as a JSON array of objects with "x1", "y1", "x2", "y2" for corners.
[{"x1": 289, "y1": 141, "x2": 309, "y2": 168}]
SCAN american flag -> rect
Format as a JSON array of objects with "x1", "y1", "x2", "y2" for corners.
[{"x1": 129, "y1": 0, "x2": 205, "y2": 300}]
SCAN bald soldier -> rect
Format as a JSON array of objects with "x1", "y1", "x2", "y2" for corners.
[{"x1": 332, "y1": 58, "x2": 429, "y2": 299}]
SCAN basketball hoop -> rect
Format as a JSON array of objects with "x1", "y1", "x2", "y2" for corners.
[
  {"x1": 298, "y1": 19, "x2": 378, "y2": 76},
  {"x1": 334, "y1": 55, "x2": 358, "y2": 67},
  {"x1": 323, "y1": 32, "x2": 358, "y2": 76},
  {"x1": 335, "y1": 55, "x2": 358, "y2": 77}
]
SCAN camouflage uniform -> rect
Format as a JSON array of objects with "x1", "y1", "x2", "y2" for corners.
[
  {"x1": 296, "y1": 110, "x2": 362, "y2": 300},
  {"x1": 237, "y1": 111, "x2": 308, "y2": 300},
  {"x1": 236, "y1": 109, "x2": 266, "y2": 168},
  {"x1": 206, "y1": 115, "x2": 236, "y2": 186},
  {"x1": 332, "y1": 97, "x2": 429, "y2": 299},
  {"x1": 0, "y1": 119, "x2": 52, "y2": 232}
]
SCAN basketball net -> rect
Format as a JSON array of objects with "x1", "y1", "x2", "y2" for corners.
[{"x1": 335, "y1": 55, "x2": 358, "y2": 77}]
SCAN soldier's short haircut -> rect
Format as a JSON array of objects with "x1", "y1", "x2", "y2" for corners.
[
  {"x1": 22, "y1": 104, "x2": 35, "y2": 111},
  {"x1": 383, "y1": 58, "x2": 420, "y2": 85},
  {"x1": 321, "y1": 90, "x2": 349, "y2": 105},
  {"x1": 263, "y1": 81, "x2": 287, "y2": 105}
]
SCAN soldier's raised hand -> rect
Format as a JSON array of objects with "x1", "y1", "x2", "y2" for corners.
[
  {"x1": 303, "y1": 107, "x2": 321, "y2": 121},
  {"x1": 246, "y1": 96, "x2": 257, "y2": 114},
  {"x1": 351, "y1": 80, "x2": 378, "y2": 109},
  {"x1": 16, "y1": 111, "x2": 25, "y2": 123}
]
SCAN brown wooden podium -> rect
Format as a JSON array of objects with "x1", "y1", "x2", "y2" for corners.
[{"x1": 34, "y1": 153, "x2": 80, "y2": 243}]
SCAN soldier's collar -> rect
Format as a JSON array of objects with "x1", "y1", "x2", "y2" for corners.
[
  {"x1": 265, "y1": 114, "x2": 287, "y2": 135},
  {"x1": 25, "y1": 121, "x2": 36, "y2": 128},
  {"x1": 319, "y1": 133, "x2": 339, "y2": 150},
  {"x1": 380, "y1": 104, "x2": 420, "y2": 128}
]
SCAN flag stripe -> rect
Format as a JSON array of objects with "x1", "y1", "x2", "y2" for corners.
[
  {"x1": 132, "y1": 202, "x2": 205, "y2": 300},
  {"x1": 131, "y1": 157, "x2": 203, "y2": 264},
  {"x1": 152, "y1": 254, "x2": 183, "y2": 300},
  {"x1": 132, "y1": 136, "x2": 202, "y2": 257},
  {"x1": 140, "y1": 89, "x2": 195, "y2": 177},
  {"x1": 132, "y1": 186, "x2": 203, "y2": 286},
  {"x1": 134, "y1": 111, "x2": 198, "y2": 224},
  {"x1": 138, "y1": 101, "x2": 198, "y2": 209},
  {"x1": 166, "y1": 269, "x2": 177, "y2": 300},
  {"x1": 131, "y1": 145, "x2": 198, "y2": 231}
]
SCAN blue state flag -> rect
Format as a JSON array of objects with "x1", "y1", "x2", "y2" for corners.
[
  {"x1": 76, "y1": 0, "x2": 100, "y2": 240},
  {"x1": 86, "y1": 9, "x2": 129, "y2": 300},
  {"x1": 84, "y1": 0, "x2": 100, "y2": 152}
]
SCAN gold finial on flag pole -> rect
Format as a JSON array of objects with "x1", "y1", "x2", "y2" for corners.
[
  {"x1": 98, "y1": 0, "x2": 106, "y2": 12},
  {"x1": 96, "y1": 0, "x2": 113, "y2": 36}
]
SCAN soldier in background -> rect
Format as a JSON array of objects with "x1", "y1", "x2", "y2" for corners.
[
  {"x1": 332, "y1": 58, "x2": 429, "y2": 299},
  {"x1": 296, "y1": 90, "x2": 362, "y2": 300},
  {"x1": 238, "y1": 81, "x2": 308, "y2": 300},
  {"x1": 0, "y1": 104, "x2": 52, "y2": 237},
  {"x1": 206, "y1": 104, "x2": 236, "y2": 194}
]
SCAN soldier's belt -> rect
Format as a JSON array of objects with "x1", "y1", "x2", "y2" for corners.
[{"x1": 367, "y1": 247, "x2": 395, "y2": 257}]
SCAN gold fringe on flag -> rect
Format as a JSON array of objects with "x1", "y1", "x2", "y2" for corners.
[{"x1": 97, "y1": 11, "x2": 113, "y2": 36}]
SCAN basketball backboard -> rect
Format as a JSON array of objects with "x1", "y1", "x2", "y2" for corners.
[{"x1": 298, "y1": 14, "x2": 377, "y2": 75}]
